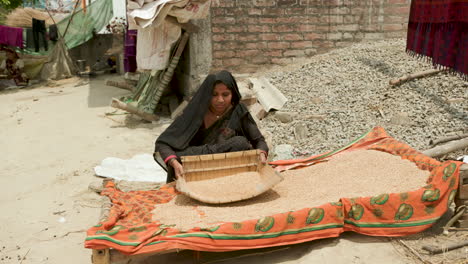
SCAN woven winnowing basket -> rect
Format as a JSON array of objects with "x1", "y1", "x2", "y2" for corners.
[{"x1": 176, "y1": 149, "x2": 284, "y2": 204}]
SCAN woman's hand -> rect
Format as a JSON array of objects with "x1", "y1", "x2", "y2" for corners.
[
  {"x1": 170, "y1": 159, "x2": 185, "y2": 179},
  {"x1": 259, "y1": 152, "x2": 268, "y2": 164}
]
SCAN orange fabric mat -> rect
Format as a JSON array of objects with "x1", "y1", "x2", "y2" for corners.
[{"x1": 85, "y1": 127, "x2": 462, "y2": 255}]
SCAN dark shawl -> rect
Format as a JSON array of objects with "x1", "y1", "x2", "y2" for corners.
[{"x1": 156, "y1": 70, "x2": 249, "y2": 151}]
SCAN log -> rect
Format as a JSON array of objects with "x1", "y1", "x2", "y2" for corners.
[
  {"x1": 389, "y1": 69, "x2": 445, "y2": 86},
  {"x1": 422, "y1": 240, "x2": 468, "y2": 254},
  {"x1": 430, "y1": 133, "x2": 468, "y2": 146},
  {"x1": 422, "y1": 137, "x2": 468, "y2": 158},
  {"x1": 105, "y1": 80, "x2": 134, "y2": 92},
  {"x1": 110, "y1": 98, "x2": 159, "y2": 122}
]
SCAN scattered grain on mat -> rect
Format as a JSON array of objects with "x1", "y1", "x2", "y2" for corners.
[
  {"x1": 184, "y1": 171, "x2": 265, "y2": 201},
  {"x1": 152, "y1": 149, "x2": 430, "y2": 230}
]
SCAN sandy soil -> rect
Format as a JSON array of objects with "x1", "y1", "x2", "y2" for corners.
[{"x1": 0, "y1": 74, "x2": 463, "y2": 264}]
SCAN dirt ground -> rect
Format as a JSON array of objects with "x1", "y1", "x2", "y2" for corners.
[{"x1": 0, "y1": 75, "x2": 466, "y2": 263}]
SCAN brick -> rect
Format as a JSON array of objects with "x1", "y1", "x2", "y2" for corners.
[
  {"x1": 384, "y1": 31, "x2": 407, "y2": 38},
  {"x1": 222, "y1": 58, "x2": 244, "y2": 67},
  {"x1": 364, "y1": 32, "x2": 385, "y2": 39},
  {"x1": 386, "y1": 6, "x2": 410, "y2": 15},
  {"x1": 291, "y1": 40, "x2": 312, "y2": 49},
  {"x1": 329, "y1": 7, "x2": 350, "y2": 15},
  {"x1": 282, "y1": 33, "x2": 303, "y2": 41},
  {"x1": 298, "y1": 24, "x2": 317, "y2": 32},
  {"x1": 319, "y1": 15, "x2": 344, "y2": 24},
  {"x1": 385, "y1": 15, "x2": 408, "y2": 23},
  {"x1": 344, "y1": 15, "x2": 355, "y2": 23},
  {"x1": 382, "y1": 24, "x2": 404, "y2": 31},
  {"x1": 304, "y1": 7, "x2": 320, "y2": 15},
  {"x1": 212, "y1": 27, "x2": 225, "y2": 33},
  {"x1": 248, "y1": 25, "x2": 272, "y2": 32},
  {"x1": 237, "y1": 34, "x2": 260, "y2": 41},
  {"x1": 213, "y1": 42, "x2": 244, "y2": 50},
  {"x1": 267, "y1": 41, "x2": 291, "y2": 49},
  {"x1": 236, "y1": 50, "x2": 259, "y2": 57},
  {"x1": 260, "y1": 33, "x2": 281, "y2": 41},
  {"x1": 212, "y1": 8, "x2": 225, "y2": 16},
  {"x1": 278, "y1": 0, "x2": 299, "y2": 6},
  {"x1": 259, "y1": 17, "x2": 276, "y2": 24},
  {"x1": 212, "y1": 17, "x2": 235, "y2": 24},
  {"x1": 272, "y1": 25, "x2": 295, "y2": 32},
  {"x1": 214, "y1": 0, "x2": 234, "y2": 7},
  {"x1": 336, "y1": 24, "x2": 359, "y2": 31},
  {"x1": 264, "y1": 50, "x2": 283, "y2": 57},
  {"x1": 350, "y1": 7, "x2": 365, "y2": 15},
  {"x1": 304, "y1": 33, "x2": 323, "y2": 40},
  {"x1": 388, "y1": 0, "x2": 408, "y2": 3},
  {"x1": 253, "y1": 0, "x2": 276, "y2": 7},
  {"x1": 251, "y1": 56, "x2": 270, "y2": 64},
  {"x1": 361, "y1": 24, "x2": 379, "y2": 31},
  {"x1": 275, "y1": 16, "x2": 307, "y2": 24},
  {"x1": 213, "y1": 50, "x2": 236, "y2": 58},
  {"x1": 245, "y1": 42, "x2": 268, "y2": 49},
  {"x1": 226, "y1": 25, "x2": 245, "y2": 33},
  {"x1": 212, "y1": 34, "x2": 236, "y2": 42},
  {"x1": 343, "y1": 32, "x2": 354, "y2": 39},
  {"x1": 236, "y1": 0, "x2": 252, "y2": 7},
  {"x1": 284, "y1": 7, "x2": 306, "y2": 15},
  {"x1": 247, "y1": 8, "x2": 262, "y2": 15},
  {"x1": 262, "y1": 8, "x2": 284, "y2": 16},
  {"x1": 284, "y1": 49, "x2": 306, "y2": 57},
  {"x1": 237, "y1": 17, "x2": 259, "y2": 24},
  {"x1": 327, "y1": 32, "x2": 342, "y2": 40}
]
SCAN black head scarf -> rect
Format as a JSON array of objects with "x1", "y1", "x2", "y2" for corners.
[{"x1": 156, "y1": 70, "x2": 248, "y2": 151}]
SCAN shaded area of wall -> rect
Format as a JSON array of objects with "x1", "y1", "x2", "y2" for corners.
[{"x1": 210, "y1": 0, "x2": 410, "y2": 72}]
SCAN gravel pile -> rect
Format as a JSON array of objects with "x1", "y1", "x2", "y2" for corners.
[{"x1": 258, "y1": 39, "x2": 467, "y2": 158}]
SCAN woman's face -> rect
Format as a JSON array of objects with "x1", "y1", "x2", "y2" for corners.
[{"x1": 211, "y1": 82, "x2": 232, "y2": 113}]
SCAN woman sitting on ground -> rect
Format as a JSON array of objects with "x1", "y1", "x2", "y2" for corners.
[
  {"x1": 155, "y1": 70, "x2": 269, "y2": 183},
  {"x1": 0, "y1": 47, "x2": 29, "y2": 89}
]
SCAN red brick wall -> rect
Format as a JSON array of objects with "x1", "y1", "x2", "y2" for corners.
[{"x1": 210, "y1": 0, "x2": 410, "y2": 72}]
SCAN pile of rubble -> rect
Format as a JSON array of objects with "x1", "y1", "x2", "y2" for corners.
[{"x1": 254, "y1": 38, "x2": 467, "y2": 159}]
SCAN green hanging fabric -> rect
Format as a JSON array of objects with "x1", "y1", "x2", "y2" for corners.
[{"x1": 57, "y1": 0, "x2": 114, "y2": 49}]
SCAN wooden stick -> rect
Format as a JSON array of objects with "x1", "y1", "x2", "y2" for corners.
[
  {"x1": 422, "y1": 240, "x2": 468, "y2": 254},
  {"x1": 389, "y1": 69, "x2": 445, "y2": 86},
  {"x1": 423, "y1": 137, "x2": 468, "y2": 158},
  {"x1": 430, "y1": 133, "x2": 468, "y2": 146},
  {"x1": 105, "y1": 80, "x2": 134, "y2": 91},
  {"x1": 396, "y1": 240, "x2": 429, "y2": 263},
  {"x1": 110, "y1": 98, "x2": 159, "y2": 122}
]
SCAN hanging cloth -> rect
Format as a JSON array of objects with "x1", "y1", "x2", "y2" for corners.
[
  {"x1": 406, "y1": 0, "x2": 468, "y2": 79},
  {"x1": 0, "y1": 25, "x2": 23, "y2": 48},
  {"x1": 32, "y1": 18, "x2": 48, "y2": 52}
]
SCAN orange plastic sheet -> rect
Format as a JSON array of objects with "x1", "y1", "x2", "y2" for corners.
[{"x1": 85, "y1": 127, "x2": 463, "y2": 255}]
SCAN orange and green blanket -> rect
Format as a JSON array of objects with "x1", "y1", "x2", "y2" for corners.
[{"x1": 85, "y1": 127, "x2": 462, "y2": 255}]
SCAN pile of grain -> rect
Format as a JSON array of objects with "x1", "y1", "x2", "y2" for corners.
[
  {"x1": 184, "y1": 171, "x2": 265, "y2": 201},
  {"x1": 152, "y1": 150, "x2": 430, "y2": 230}
]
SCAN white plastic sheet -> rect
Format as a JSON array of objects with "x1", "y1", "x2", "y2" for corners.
[{"x1": 94, "y1": 154, "x2": 167, "y2": 183}]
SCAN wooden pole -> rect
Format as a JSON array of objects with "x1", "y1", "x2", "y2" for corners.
[
  {"x1": 423, "y1": 138, "x2": 468, "y2": 158},
  {"x1": 389, "y1": 69, "x2": 445, "y2": 86},
  {"x1": 430, "y1": 133, "x2": 468, "y2": 147},
  {"x1": 110, "y1": 98, "x2": 159, "y2": 122},
  {"x1": 422, "y1": 240, "x2": 468, "y2": 254}
]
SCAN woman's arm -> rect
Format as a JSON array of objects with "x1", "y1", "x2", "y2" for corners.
[
  {"x1": 155, "y1": 142, "x2": 185, "y2": 179},
  {"x1": 241, "y1": 113, "x2": 269, "y2": 162}
]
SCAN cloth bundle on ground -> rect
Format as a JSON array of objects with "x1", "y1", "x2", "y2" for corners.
[
  {"x1": 406, "y1": 0, "x2": 468, "y2": 79},
  {"x1": 85, "y1": 127, "x2": 463, "y2": 255}
]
